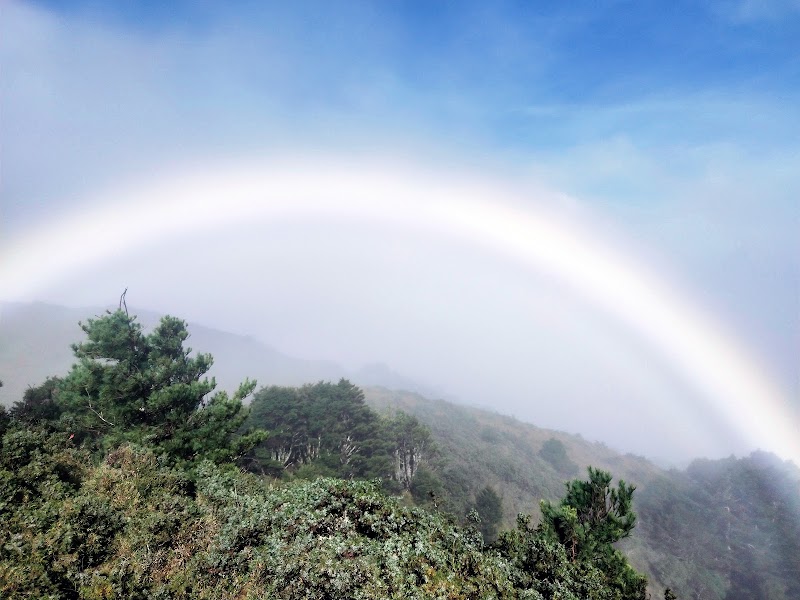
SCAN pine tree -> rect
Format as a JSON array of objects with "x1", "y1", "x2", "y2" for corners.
[
  {"x1": 55, "y1": 309, "x2": 265, "y2": 465},
  {"x1": 11, "y1": 377, "x2": 62, "y2": 425},
  {"x1": 475, "y1": 485, "x2": 503, "y2": 542},
  {"x1": 539, "y1": 467, "x2": 647, "y2": 599}
]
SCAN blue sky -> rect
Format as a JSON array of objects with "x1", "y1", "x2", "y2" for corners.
[
  {"x1": 18, "y1": 0, "x2": 800, "y2": 150},
  {"x1": 7, "y1": 0, "x2": 797, "y2": 210},
  {"x1": 2, "y1": 0, "x2": 799, "y2": 461}
]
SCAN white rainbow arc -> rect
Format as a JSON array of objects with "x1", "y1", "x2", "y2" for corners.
[{"x1": 1, "y1": 158, "x2": 796, "y2": 463}]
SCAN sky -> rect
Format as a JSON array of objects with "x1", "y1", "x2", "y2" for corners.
[{"x1": 1, "y1": 0, "x2": 799, "y2": 464}]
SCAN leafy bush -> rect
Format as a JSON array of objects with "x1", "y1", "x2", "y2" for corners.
[{"x1": 538, "y1": 438, "x2": 578, "y2": 477}]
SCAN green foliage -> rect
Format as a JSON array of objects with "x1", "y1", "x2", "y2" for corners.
[
  {"x1": 536, "y1": 467, "x2": 647, "y2": 599},
  {"x1": 0, "y1": 434, "x2": 529, "y2": 599},
  {"x1": 11, "y1": 377, "x2": 62, "y2": 426},
  {"x1": 0, "y1": 351, "x2": 648, "y2": 600},
  {"x1": 474, "y1": 485, "x2": 504, "y2": 543},
  {"x1": 337, "y1": 388, "x2": 800, "y2": 599},
  {"x1": 637, "y1": 452, "x2": 800, "y2": 600},
  {"x1": 541, "y1": 467, "x2": 637, "y2": 557},
  {"x1": 497, "y1": 514, "x2": 626, "y2": 600},
  {"x1": 363, "y1": 388, "x2": 588, "y2": 532},
  {"x1": 386, "y1": 410, "x2": 434, "y2": 491},
  {"x1": 246, "y1": 380, "x2": 390, "y2": 478},
  {"x1": 0, "y1": 422, "x2": 93, "y2": 597},
  {"x1": 53, "y1": 310, "x2": 266, "y2": 466},
  {"x1": 16, "y1": 307, "x2": 776, "y2": 599},
  {"x1": 0, "y1": 406, "x2": 8, "y2": 438},
  {"x1": 538, "y1": 438, "x2": 578, "y2": 476},
  {"x1": 409, "y1": 465, "x2": 445, "y2": 509},
  {"x1": 245, "y1": 382, "x2": 433, "y2": 493}
]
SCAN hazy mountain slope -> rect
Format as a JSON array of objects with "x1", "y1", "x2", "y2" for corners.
[
  {"x1": 363, "y1": 386, "x2": 662, "y2": 523},
  {"x1": 361, "y1": 387, "x2": 800, "y2": 600},
  {"x1": 0, "y1": 302, "x2": 85, "y2": 404},
  {"x1": 353, "y1": 362, "x2": 451, "y2": 401},
  {"x1": 0, "y1": 302, "x2": 437, "y2": 407},
  {"x1": 0, "y1": 302, "x2": 349, "y2": 406},
  {"x1": 362, "y1": 387, "x2": 668, "y2": 594}
]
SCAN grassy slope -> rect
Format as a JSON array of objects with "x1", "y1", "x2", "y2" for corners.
[
  {"x1": 363, "y1": 386, "x2": 682, "y2": 598},
  {"x1": 364, "y1": 386, "x2": 662, "y2": 521},
  {"x1": 363, "y1": 387, "x2": 800, "y2": 600}
]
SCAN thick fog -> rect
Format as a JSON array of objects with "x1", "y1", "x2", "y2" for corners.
[{"x1": 1, "y1": 1, "x2": 798, "y2": 464}]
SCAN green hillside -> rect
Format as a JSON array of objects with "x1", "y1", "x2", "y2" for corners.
[
  {"x1": 360, "y1": 388, "x2": 800, "y2": 600},
  {"x1": 363, "y1": 387, "x2": 662, "y2": 525},
  {"x1": 2, "y1": 306, "x2": 797, "y2": 599}
]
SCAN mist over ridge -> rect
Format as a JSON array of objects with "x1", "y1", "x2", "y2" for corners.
[
  {"x1": 1, "y1": 0, "x2": 798, "y2": 474},
  {"x1": 0, "y1": 300, "x2": 790, "y2": 467}
]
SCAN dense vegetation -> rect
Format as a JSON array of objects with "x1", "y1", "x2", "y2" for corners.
[
  {"x1": 1, "y1": 310, "x2": 650, "y2": 599},
  {"x1": 364, "y1": 389, "x2": 800, "y2": 599},
  {"x1": 635, "y1": 452, "x2": 800, "y2": 600},
  {"x1": 242, "y1": 381, "x2": 432, "y2": 496},
  {"x1": 3, "y1": 308, "x2": 797, "y2": 599}
]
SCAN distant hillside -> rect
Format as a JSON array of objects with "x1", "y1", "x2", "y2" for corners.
[
  {"x1": 0, "y1": 302, "x2": 432, "y2": 407},
  {"x1": 362, "y1": 387, "x2": 665, "y2": 589},
  {"x1": 361, "y1": 387, "x2": 800, "y2": 600},
  {"x1": 364, "y1": 387, "x2": 660, "y2": 519}
]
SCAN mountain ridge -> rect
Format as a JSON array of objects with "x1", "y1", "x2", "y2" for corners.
[{"x1": 0, "y1": 301, "x2": 437, "y2": 407}]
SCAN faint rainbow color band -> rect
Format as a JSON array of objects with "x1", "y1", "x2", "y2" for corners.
[{"x1": 1, "y1": 158, "x2": 795, "y2": 463}]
